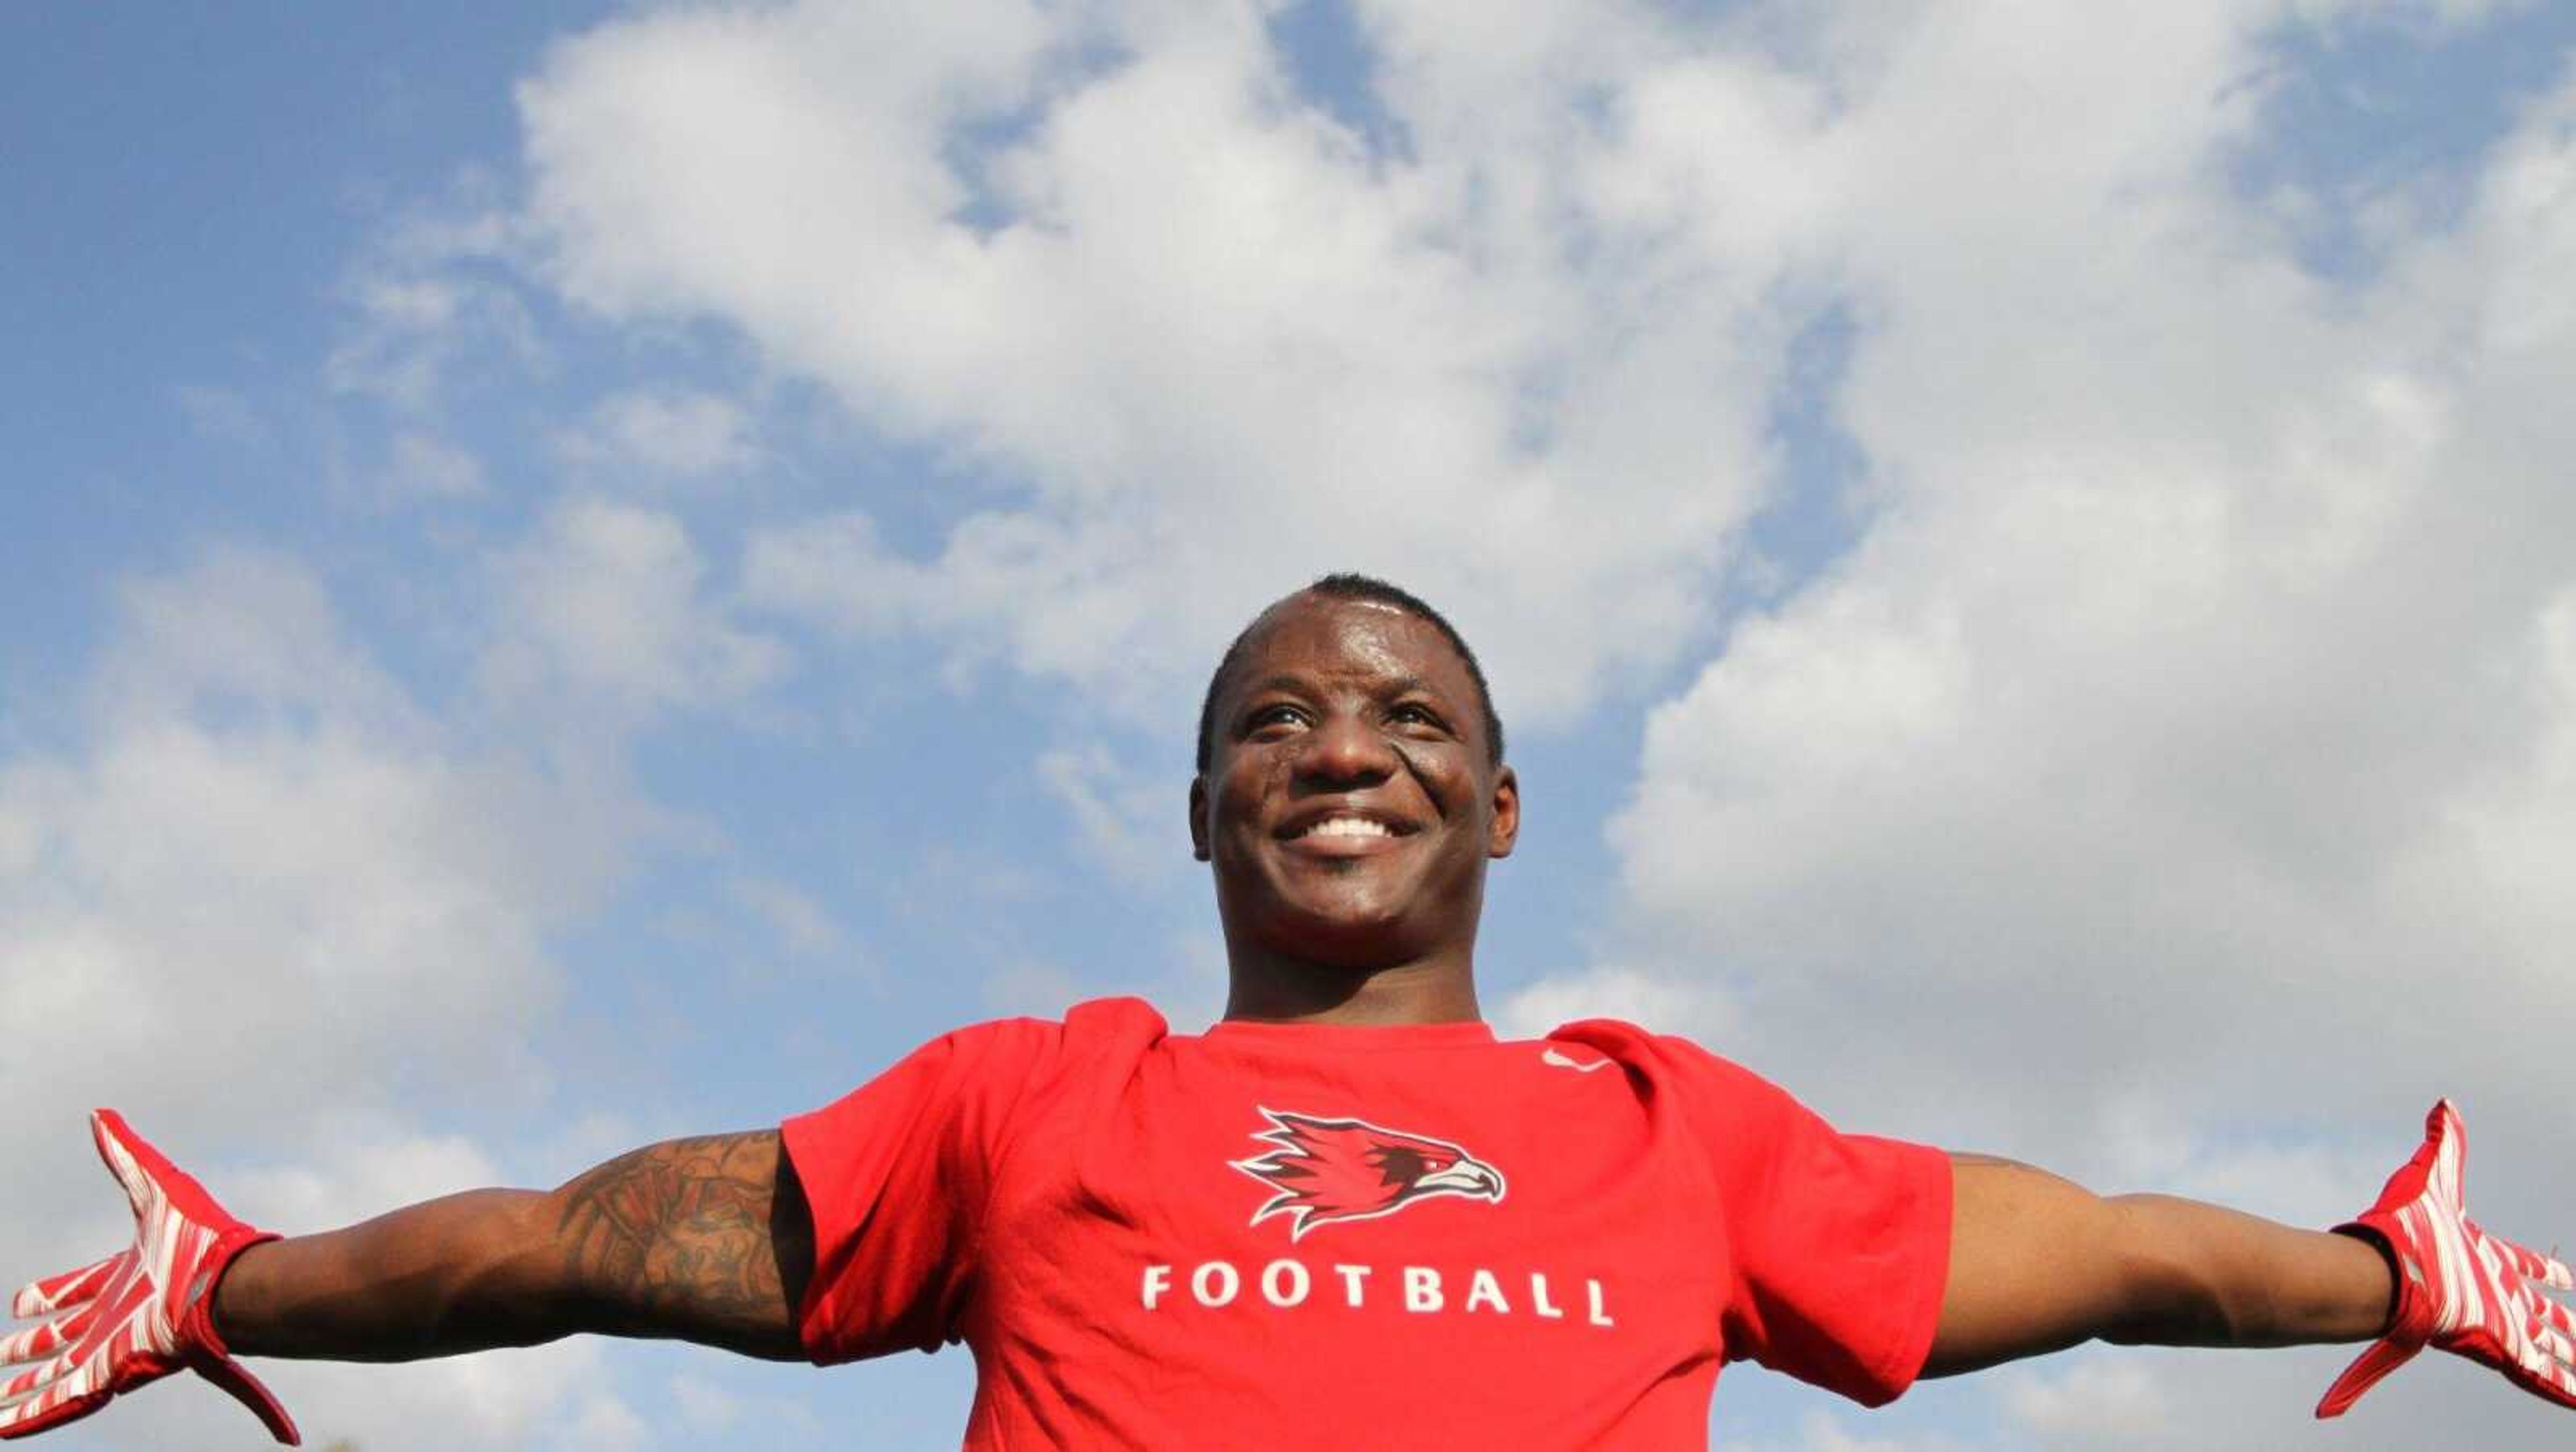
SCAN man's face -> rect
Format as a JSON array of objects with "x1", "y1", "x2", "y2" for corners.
[{"x1": 1190, "y1": 593, "x2": 1518, "y2": 969}]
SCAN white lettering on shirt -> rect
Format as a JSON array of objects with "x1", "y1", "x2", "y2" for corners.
[
  {"x1": 1403, "y1": 1266, "x2": 1445, "y2": 1313},
  {"x1": 1261, "y1": 1259, "x2": 1311, "y2": 1308},
  {"x1": 1135, "y1": 1259, "x2": 1613, "y2": 1330},
  {"x1": 1193, "y1": 1262, "x2": 1240, "y2": 1308},
  {"x1": 1529, "y1": 1272, "x2": 1563, "y2": 1319}
]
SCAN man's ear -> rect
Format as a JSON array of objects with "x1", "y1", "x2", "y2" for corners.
[
  {"x1": 1487, "y1": 765, "x2": 1519, "y2": 859},
  {"x1": 1189, "y1": 776, "x2": 1212, "y2": 861}
]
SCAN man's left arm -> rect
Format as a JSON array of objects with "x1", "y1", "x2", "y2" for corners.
[
  {"x1": 1926, "y1": 1104, "x2": 2576, "y2": 1418},
  {"x1": 1925, "y1": 1154, "x2": 2392, "y2": 1376}
]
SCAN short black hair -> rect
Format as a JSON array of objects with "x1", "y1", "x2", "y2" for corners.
[{"x1": 1194, "y1": 573, "x2": 1505, "y2": 773}]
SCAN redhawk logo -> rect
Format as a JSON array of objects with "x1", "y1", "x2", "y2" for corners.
[{"x1": 1231, "y1": 1108, "x2": 1506, "y2": 1240}]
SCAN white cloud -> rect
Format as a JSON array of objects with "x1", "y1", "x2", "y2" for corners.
[
  {"x1": 1591, "y1": 32, "x2": 2576, "y2": 1167},
  {"x1": 1036, "y1": 740, "x2": 1183, "y2": 885},
  {"x1": 0, "y1": 549, "x2": 677, "y2": 1451},
  {"x1": 221, "y1": 1123, "x2": 506, "y2": 1231},
  {"x1": 388, "y1": 431, "x2": 488, "y2": 498},
  {"x1": 1717, "y1": 1408, "x2": 1970, "y2": 1452},
  {"x1": 482, "y1": 497, "x2": 790, "y2": 716},
  {"x1": 325, "y1": 213, "x2": 541, "y2": 415},
  {"x1": 518, "y1": 0, "x2": 1814, "y2": 730},
  {"x1": 0, "y1": 552, "x2": 613, "y2": 1170},
  {"x1": 2001, "y1": 1358, "x2": 2171, "y2": 1440},
  {"x1": 669, "y1": 1372, "x2": 741, "y2": 1433},
  {"x1": 562, "y1": 390, "x2": 762, "y2": 484},
  {"x1": 741, "y1": 510, "x2": 930, "y2": 643},
  {"x1": 74, "y1": 1337, "x2": 635, "y2": 1452},
  {"x1": 728, "y1": 875, "x2": 843, "y2": 958},
  {"x1": 1495, "y1": 964, "x2": 1735, "y2": 1042}
]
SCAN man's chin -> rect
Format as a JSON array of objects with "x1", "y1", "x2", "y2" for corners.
[{"x1": 1258, "y1": 901, "x2": 1431, "y2": 969}]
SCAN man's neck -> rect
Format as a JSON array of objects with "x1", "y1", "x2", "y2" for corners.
[{"x1": 1220, "y1": 951, "x2": 1483, "y2": 1026}]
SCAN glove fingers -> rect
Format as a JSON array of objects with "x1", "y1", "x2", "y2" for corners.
[
  {"x1": 2502, "y1": 1343, "x2": 2576, "y2": 1409},
  {"x1": 89, "y1": 1111, "x2": 237, "y2": 1250},
  {"x1": 2479, "y1": 1225, "x2": 2575, "y2": 1292},
  {"x1": 9, "y1": 1255, "x2": 122, "y2": 1320},
  {"x1": 0, "y1": 1302, "x2": 101, "y2": 1369},
  {"x1": 2316, "y1": 1337, "x2": 2422, "y2": 1418},
  {"x1": 2424, "y1": 1101, "x2": 2467, "y2": 1209},
  {"x1": 2532, "y1": 1290, "x2": 2576, "y2": 1344},
  {"x1": 193, "y1": 1351, "x2": 301, "y2": 1445},
  {"x1": 88, "y1": 1111, "x2": 169, "y2": 1222},
  {"x1": 0, "y1": 1343, "x2": 90, "y2": 1410},
  {"x1": 0, "y1": 1375, "x2": 113, "y2": 1441}
]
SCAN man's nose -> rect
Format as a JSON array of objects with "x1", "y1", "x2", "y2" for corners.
[{"x1": 1295, "y1": 712, "x2": 1396, "y2": 783}]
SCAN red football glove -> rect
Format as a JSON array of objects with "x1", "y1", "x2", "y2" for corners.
[
  {"x1": 0, "y1": 1111, "x2": 299, "y2": 1443},
  {"x1": 2316, "y1": 1099, "x2": 2576, "y2": 1418}
]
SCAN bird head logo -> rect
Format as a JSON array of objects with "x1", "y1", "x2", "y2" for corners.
[{"x1": 1231, "y1": 1108, "x2": 1506, "y2": 1241}]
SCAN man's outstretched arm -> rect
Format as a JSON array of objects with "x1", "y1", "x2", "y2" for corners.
[
  {"x1": 1, "y1": 1117, "x2": 820, "y2": 1442},
  {"x1": 1926, "y1": 1103, "x2": 2576, "y2": 1418},
  {"x1": 1923, "y1": 1153, "x2": 2393, "y2": 1378},
  {"x1": 215, "y1": 1131, "x2": 816, "y2": 1363}
]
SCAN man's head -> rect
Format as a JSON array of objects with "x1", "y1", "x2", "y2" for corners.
[{"x1": 1190, "y1": 576, "x2": 1518, "y2": 975}]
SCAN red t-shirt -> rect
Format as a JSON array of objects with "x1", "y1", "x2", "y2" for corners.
[{"x1": 782, "y1": 998, "x2": 1951, "y2": 1449}]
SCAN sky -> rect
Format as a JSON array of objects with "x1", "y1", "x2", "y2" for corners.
[{"x1": 5, "y1": 1, "x2": 2576, "y2": 1448}]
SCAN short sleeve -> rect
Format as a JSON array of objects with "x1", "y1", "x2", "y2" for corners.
[
  {"x1": 780, "y1": 1017, "x2": 1063, "y2": 1364},
  {"x1": 1689, "y1": 1049, "x2": 1951, "y2": 1406},
  {"x1": 1553, "y1": 1022, "x2": 1952, "y2": 1408}
]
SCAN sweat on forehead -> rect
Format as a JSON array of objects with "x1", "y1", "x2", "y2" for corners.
[{"x1": 1193, "y1": 574, "x2": 1505, "y2": 773}]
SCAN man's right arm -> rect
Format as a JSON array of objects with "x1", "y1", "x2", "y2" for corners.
[{"x1": 212, "y1": 1131, "x2": 815, "y2": 1363}]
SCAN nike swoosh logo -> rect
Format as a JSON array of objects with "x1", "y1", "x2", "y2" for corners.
[{"x1": 1542, "y1": 1048, "x2": 1609, "y2": 1073}]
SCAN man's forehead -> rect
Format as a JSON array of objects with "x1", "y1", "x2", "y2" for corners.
[
  {"x1": 1237, "y1": 594, "x2": 1460, "y2": 678},
  {"x1": 1226, "y1": 592, "x2": 1473, "y2": 700}
]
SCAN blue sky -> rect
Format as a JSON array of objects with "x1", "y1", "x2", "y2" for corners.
[{"x1": 7, "y1": 3, "x2": 2576, "y2": 1449}]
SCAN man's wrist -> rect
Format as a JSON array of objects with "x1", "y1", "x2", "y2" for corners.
[
  {"x1": 2326, "y1": 1223, "x2": 2406, "y2": 1340},
  {"x1": 205, "y1": 1235, "x2": 280, "y2": 1357}
]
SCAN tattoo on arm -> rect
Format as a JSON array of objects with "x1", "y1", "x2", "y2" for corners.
[{"x1": 553, "y1": 1131, "x2": 815, "y2": 1359}]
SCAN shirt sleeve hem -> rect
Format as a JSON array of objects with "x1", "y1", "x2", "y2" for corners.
[
  {"x1": 778, "y1": 1109, "x2": 855, "y2": 1367},
  {"x1": 1854, "y1": 1143, "x2": 1955, "y2": 1408}
]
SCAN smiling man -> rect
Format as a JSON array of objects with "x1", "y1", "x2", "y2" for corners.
[{"x1": 5, "y1": 575, "x2": 2573, "y2": 1447}]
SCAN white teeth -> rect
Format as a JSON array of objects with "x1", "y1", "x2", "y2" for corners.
[{"x1": 1302, "y1": 816, "x2": 1391, "y2": 838}]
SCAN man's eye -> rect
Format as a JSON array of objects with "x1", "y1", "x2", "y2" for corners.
[
  {"x1": 1248, "y1": 705, "x2": 1307, "y2": 730},
  {"x1": 1389, "y1": 704, "x2": 1442, "y2": 728}
]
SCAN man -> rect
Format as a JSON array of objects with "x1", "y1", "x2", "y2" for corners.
[{"x1": 3, "y1": 574, "x2": 2570, "y2": 1446}]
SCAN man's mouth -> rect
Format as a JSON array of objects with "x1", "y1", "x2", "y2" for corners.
[
  {"x1": 1293, "y1": 816, "x2": 1395, "y2": 840},
  {"x1": 1277, "y1": 811, "x2": 1417, "y2": 854}
]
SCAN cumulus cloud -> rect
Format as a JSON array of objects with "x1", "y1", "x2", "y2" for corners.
[
  {"x1": 0, "y1": 550, "x2": 614, "y2": 1160},
  {"x1": 1596, "y1": 24, "x2": 2576, "y2": 1156},
  {"x1": 517, "y1": 0, "x2": 1812, "y2": 728},
  {"x1": 1495, "y1": 964, "x2": 1736, "y2": 1042},
  {"x1": 324, "y1": 206, "x2": 541, "y2": 416},
  {"x1": 0, "y1": 548, "x2": 685, "y2": 1449},
  {"x1": 1035, "y1": 740, "x2": 1182, "y2": 885},
  {"x1": 1717, "y1": 1408, "x2": 1970, "y2": 1452},
  {"x1": 482, "y1": 496, "x2": 791, "y2": 716},
  {"x1": 561, "y1": 390, "x2": 763, "y2": 485}
]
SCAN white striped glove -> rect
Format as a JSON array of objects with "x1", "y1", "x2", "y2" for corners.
[
  {"x1": 2316, "y1": 1099, "x2": 2576, "y2": 1418},
  {"x1": 0, "y1": 1111, "x2": 299, "y2": 1443}
]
